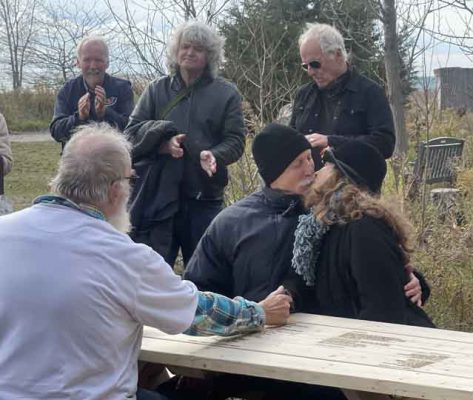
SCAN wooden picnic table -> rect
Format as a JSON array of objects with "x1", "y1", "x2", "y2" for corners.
[{"x1": 140, "y1": 313, "x2": 473, "y2": 400}]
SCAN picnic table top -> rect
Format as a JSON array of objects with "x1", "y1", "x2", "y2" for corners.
[{"x1": 140, "y1": 313, "x2": 473, "y2": 400}]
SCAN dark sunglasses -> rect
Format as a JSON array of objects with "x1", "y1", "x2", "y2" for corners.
[{"x1": 301, "y1": 60, "x2": 322, "y2": 71}]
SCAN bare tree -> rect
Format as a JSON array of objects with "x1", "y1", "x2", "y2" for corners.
[
  {"x1": 32, "y1": 1, "x2": 110, "y2": 84},
  {"x1": 0, "y1": 0, "x2": 38, "y2": 89},
  {"x1": 103, "y1": 0, "x2": 168, "y2": 81},
  {"x1": 102, "y1": 0, "x2": 232, "y2": 82},
  {"x1": 382, "y1": 0, "x2": 409, "y2": 159},
  {"x1": 436, "y1": 0, "x2": 473, "y2": 55}
]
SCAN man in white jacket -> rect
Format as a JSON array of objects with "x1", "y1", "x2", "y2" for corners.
[{"x1": 0, "y1": 123, "x2": 290, "y2": 400}]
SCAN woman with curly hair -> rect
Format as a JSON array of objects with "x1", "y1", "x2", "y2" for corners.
[{"x1": 286, "y1": 141, "x2": 434, "y2": 327}]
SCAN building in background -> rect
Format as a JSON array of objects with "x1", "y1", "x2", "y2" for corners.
[{"x1": 435, "y1": 67, "x2": 473, "y2": 111}]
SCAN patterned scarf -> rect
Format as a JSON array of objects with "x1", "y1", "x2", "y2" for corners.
[
  {"x1": 33, "y1": 194, "x2": 105, "y2": 221},
  {"x1": 291, "y1": 213, "x2": 329, "y2": 287}
]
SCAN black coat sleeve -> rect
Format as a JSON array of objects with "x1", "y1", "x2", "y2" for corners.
[
  {"x1": 281, "y1": 267, "x2": 313, "y2": 313},
  {"x1": 184, "y1": 215, "x2": 234, "y2": 298},
  {"x1": 348, "y1": 217, "x2": 408, "y2": 323},
  {"x1": 50, "y1": 85, "x2": 81, "y2": 143},
  {"x1": 289, "y1": 88, "x2": 302, "y2": 130},
  {"x1": 412, "y1": 268, "x2": 431, "y2": 305},
  {"x1": 207, "y1": 88, "x2": 245, "y2": 167},
  {"x1": 124, "y1": 82, "x2": 178, "y2": 161}
]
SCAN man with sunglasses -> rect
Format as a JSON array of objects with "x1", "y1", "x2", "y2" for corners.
[{"x1": 290, "y1": 23, "x2": 395, "y2": 169}]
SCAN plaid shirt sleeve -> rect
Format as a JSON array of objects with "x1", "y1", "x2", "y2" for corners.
[{"x1": 183, "y1": 291, "x2": 266, "y2": 336}]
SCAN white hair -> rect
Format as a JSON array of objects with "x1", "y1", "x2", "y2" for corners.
[
  {"x1": 50, "y1": 123, "x2": 131, "y2": 206},
  {"x1": 299, "y1": 23, "x2": 347, "y2": 62},
  {"x1": 76, "y1": 35, "x2": 109, "y2": 62}
]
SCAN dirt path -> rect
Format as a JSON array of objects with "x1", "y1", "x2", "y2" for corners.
[{"x1": 10, "y1": 131, "x2": 52, "y2": 142}]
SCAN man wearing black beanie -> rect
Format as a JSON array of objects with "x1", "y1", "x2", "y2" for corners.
[
  {"x1": 186, "y1": 123, "x2": 347, "y2": 399},
  {"x1": 186, "y1": 123, "x2": 315, "y2": 303},
  {"x1": 184, "y1": 122, "x2": 427, "y2": 400},
  {"x1": 251, "y1": 123, "x2": 312, "y2": 186}
]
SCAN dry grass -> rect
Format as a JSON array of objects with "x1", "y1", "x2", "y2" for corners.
[{"x1": 4, "y1": 141, "x2": 61, "y2": 210}]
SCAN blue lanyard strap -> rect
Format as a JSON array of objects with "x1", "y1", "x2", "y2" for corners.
[{"x1": 33, "y1": 194, "x2": 106, "y2": 221}]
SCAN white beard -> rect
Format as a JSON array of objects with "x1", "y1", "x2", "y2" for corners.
[{"x1": 108, "y1": 194, "x2": 132, "y2": 234}]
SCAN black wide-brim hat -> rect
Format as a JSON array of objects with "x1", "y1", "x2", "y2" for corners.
[{"x1": 322, "y1": 141, "x2": 387, "y2": 194}]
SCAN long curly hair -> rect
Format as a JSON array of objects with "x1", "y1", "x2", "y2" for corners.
[{"x1": 305, "y1": 168, "x2": 414, "y2": 263}]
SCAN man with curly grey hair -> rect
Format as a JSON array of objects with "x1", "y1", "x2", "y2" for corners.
[
  {"x1": 125, "y1": 21, "x2": 245, "y2": 268},
  {"x1": 290, "y1": 23, "x2": 395, "y2": 170}
]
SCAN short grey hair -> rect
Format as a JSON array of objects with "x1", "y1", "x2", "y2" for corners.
[
  {"x1": 167, "y1": 21, "x2": 224, "y2": 78},
  {"x1": 299, "y1": 23, "x2": 347, "y2": 62},
  {"x1": 76, "y1": 35, "x2": 109, "y2": 63},
  {"x1": 50, "y1": 123, "x2": 131, "y2": 206}
]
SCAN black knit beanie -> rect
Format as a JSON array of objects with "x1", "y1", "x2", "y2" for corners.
[
  {"x1": 252, "y1": 123, "x2": 311, "y2": 185},
  {"x1": 324, "y1": 141, "x2": 387, "y2": 194}
]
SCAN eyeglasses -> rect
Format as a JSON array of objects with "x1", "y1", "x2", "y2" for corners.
[
  {"x1": 114, "y1": 172, "x2": 139, "y2": 185},
  {"x1": 123, "y1": 173, "x2": 139, "y2": 185},
  {"x1": 301, "y1": 60, "x2": 322, "y2": 71}
]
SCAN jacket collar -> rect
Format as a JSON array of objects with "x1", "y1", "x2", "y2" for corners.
[
  {"x1": 309, "y1": 67, "x2": 359, "y2": 95},
  {"x1": 81, "y1": 73, "x2": 110, "y2": 92},
  {"x1": 170, "y1": 69, "x2": 213, "y2": 91},
  {"x1": 343, "y1": 68, "x2": 361, "y2": 93},
  {"x1": 262, "y1": 187, "x2": 306, "y2": 216}
]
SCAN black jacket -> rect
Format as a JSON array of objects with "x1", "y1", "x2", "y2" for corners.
[
  {"x1": 290, "y1": 70, "x2": 395, "y2": 165},
  {"x1": 124, "y1": 118, "x2": 183, "y2": 231},
  {"x1": 184, "y1": 188, "x2": 306, "y2": 302},
  {"x1": 125, "y1": 73, "x2": 245, "y2": 200},
  {"x1": 285, "y1": 216, "x2": 434, "y2": 328},
  {"x1": 50, "y1": 74, "x2": 134, "y2": 145}
]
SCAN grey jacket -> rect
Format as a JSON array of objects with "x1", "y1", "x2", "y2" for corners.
[
  {"x1": 125, "y1": 73, "x2": 245, "y2": 199},
  {"x1": 0, "y1": 114, "x2": 12, "y2": 175}
]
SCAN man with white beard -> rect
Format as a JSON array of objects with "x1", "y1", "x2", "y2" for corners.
[{"x1": 0, "y1": 123, "x2": 291, "y2": 400}]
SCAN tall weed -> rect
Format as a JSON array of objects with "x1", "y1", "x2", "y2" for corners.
[{"x1": 0, "y1": 84, "x2": 56, "y2": 131}]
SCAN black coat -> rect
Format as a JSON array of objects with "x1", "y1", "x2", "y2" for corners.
[
  {"x1": 285, "y1": 216, "x2": 434, "y2": 328},
  {"x1": 290, "y1": 70, "x2": 395, "y2": 167},
  {"x1": 125, "y1": 72, "x2": 245, "y2": 200},
  {"x1": 184, "y1": 188, "x2": 306, "y2": 302}
]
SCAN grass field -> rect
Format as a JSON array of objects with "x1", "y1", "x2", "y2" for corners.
[{"x1": 4, "y1": 141, "x2": 61, "y2": 210}]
